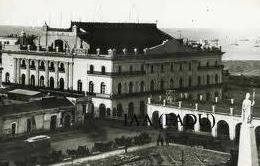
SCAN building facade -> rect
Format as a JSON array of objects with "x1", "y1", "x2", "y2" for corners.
[
  {"x1": 1, "y1": 22, "x2": 224, "y2": 119},
  {"x1": 0, "y1": 96, "x2": 76, "y2": 137}
]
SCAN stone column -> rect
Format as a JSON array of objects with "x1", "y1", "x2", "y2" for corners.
[
  {"x1": 65, "y1": 62, "x2": 69, "y2": 90},
  {"x1": 69, "y1": 62, "x2": 73, "y2": 90},
  {"x1": 54, "y1": 61, "x2": 59, "y2": 88},
  {"x1": 229, "y1": 123, "x2": 236, "y2": 140},
  {"x1": 17, "y1": 58, "x2": 21, "y2": 84},
  {"x1": 44, "y1": 61, "x2": 49, "y2": 87},
  {"x1": 35, "y1": 60, "x2": 39, "y2": 86},
  {"x1": 13, "y1": 58, "x2": 17, "y2": 83},
  {"x1": 194, "y1": 115, "x2": 200, "y2": 132},
  {"x1": 212, "y1": 124, "x2": 217, "y2": 137},
  {"x1": 25, "y1": 59, "x2": 30, "y2": 85},
  {"x1": 161, "y1": 114, "x2": 167, "y2": 129}
]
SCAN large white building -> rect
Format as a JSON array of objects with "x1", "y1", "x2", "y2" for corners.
[{"x1": 1, "y1": 22, "x2": 224, "y2": 119}]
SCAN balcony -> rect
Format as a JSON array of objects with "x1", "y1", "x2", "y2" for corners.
[
  {"x1": 38, "y1": 67, "x2": 45, "y2": 71},
  {"x1": 30, "y1": 66, "x2": 36, "y2": 70},
  {"x1": 87, "y1": 70, "x2": 146, "y2": 77},
  {"x1": 20, "y1": 65, "x2": 26, "y2": 69},
  {"x1": 198, "y1": 65, "x2": 224, "y2": 71},
  {"x1": 48, "y1": 67, "x2": 55, "y2": 72},
  {"x1": 58, "y1": 68, "x2": 65, "y2": 73}
]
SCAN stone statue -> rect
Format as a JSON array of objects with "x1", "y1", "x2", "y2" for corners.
[{"x1": 241, "y1": 92, "x2": 255, "y2": 125}]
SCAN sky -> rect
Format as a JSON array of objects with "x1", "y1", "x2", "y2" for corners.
[{"x1": 0, "y1": 0, "x2": 260, "y2": 28}]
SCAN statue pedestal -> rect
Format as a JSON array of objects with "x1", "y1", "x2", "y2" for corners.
[{"x1": 238, "y1": 123, "x2": 259, "y2": 166}]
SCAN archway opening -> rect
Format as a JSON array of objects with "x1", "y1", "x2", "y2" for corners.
[
  {"x1": 50, "y1": 115, "x2": 57, "y2": 130},
  {"x1": 64, "y1": 115, "x2": 71, "y2": 128},
  {"x1": 59, "y1": 78, "x2": 64, "y2": 90},
  {"x1": 255, "y1": 126, "x2": 260, "y2": 152},
  {"x1": 152, "y1": 111, "x2": 160, "y2": 129},
  {"x1": 199, "y1": 117, "x2": 212, "y2": 133},
  {"x1": 166, "y1": 113, "x2": 178, "y2": 130},
  {"x1": 183, "y1": 115, "x2": 195, "y2": 131},
  {"x1": 21, "y1": 74, "x2": 26, "y2": 85},
  {"x1": 30, "y1": 75, "x2": 35, "y2": 86},
  {"x1": 217, "y1": 120, "x2": 229, "y2": 139},
  {"x1": 139, "y1": 101, "x2": 145, "y2": 118},
  {"x1": 99, "y1": 104, "x2": 106, "y2": 119},
  {"x1": 235, "y1": 123, "x2": 242, "y2": 145},
  {"x1": 27, "y1": 119, "x2": 32, "y2": 133},
  {"x1": 50, "y1": 77, "x2": 54, "y2": 89},
  {"x1": 5, "y1": 72, "x2": 10, "y2": 83}
]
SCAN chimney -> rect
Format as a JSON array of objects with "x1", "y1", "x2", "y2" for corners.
[
  {"x1": 163, "y1": 99, "x2": 166, "y2": 106},
  {"x1": 143, "y1": 48, "x2": 148, "y2": 55},
  {"x1": 231, "y1": 98, "x2": 234, "y2": 104},
  {"x1": 108, "y1": 49, "x2": 113, "y2": 55},
  {"x1": 147, "y1": 97, "x2": 151, "y2": 104},
  {"x1": 134, "y1": 48, "x2": 138, "y2": 55},
  {"x1": 230, "y1": 107, "x2": 234, "y2": 115},
  {"x1": 195, "y1": 103, "x2": 198, "y2": 110},
  {"x1": 122, "y1": 48, "x2": 127, "y2": 55},
  {"x1": 212, "y1": 105, "x2": 215, "y2": 113},
  {"x1": 96, "y1": 48, "x2": 100, "y2": 55},
  {"x1": 178, "y1": 101, "x2": 182, "y2": 108}
]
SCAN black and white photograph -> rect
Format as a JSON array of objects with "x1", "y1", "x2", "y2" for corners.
[{"x1": 0, "y1": 0, "x2": 260, "y2": 165}]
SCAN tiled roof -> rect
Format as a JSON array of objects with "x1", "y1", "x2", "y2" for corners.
[
  {"x1": 0, "y1": 97, "x2": 74, "y2": 116},
  {"x1": 70, "y1": 21, "x2": 174, "y2": 54}
]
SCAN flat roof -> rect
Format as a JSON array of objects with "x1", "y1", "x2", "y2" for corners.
[{"x1": 8, "y1": 89, "x2": 41, "y2": 96}]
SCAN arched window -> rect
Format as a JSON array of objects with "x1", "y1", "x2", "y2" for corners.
[
  {"x1": 150, "y1": 65, "x2": 154, "y2": 73},
  {"x1": 198, "y1": 61, "x2": 201, "y2": 69},
  {"x1": 179, "y1": 64, "x2": 182, "y2": 71},
  {"x1": 129, "y1": 82, "x2": 133, "y2": 93},
  {"x1": 100, "y1": 82, "x2": 106, "y2": 94},
  {"x1": 179, "y1": 77, "x2": 183, "y2": 88},
  {"x1": 77, "y1": 80, "x2": 82, "y2": 92},
  {"x1": 215, "y1": 61, "x2": 218, "y2": 66},
  {"x1": 117, "y1": 104, "x2": 123, "y2": 117},
  {"x1": 128, "y1": 102, "x2": 134, "y2": 117},
  {"x1": 206, "y1": 61, "x2": 209, "y2": 67},
  {"x1": 215, "y1": 74, "x2": 219, "y2": 83},
  {"x1": 89, "y1": 81, "x2": 94, "y2": 94},
  {"x1": 21, "y1": 59, "x2": 26, "y2": 67},
  {"x1": 89, "y1": 65, "x2": 94, "y2": 74},
  {"x1": 150, "y1": 80, "x2": 155, "y2": 91},
  {"x1": 140, "y1": 81, "x2": 145, "y2": 92},
  {"x1": 49, "y1": 62, "x2": 54, "y2": 71},
  {"x1": 59, "y1": 63, "x2": 64, "y2": 72},
  {"x1": 141, "y1": 64, "x2": 144, "y2": 71},
  {"x1": 5, "y1": 72, "x2": 10, "y2": 83},
  {"x1": 160, "y1": 64, "x2": 164, "y2": 73},
  {"x1": 188, "y1": 76, "x2": 192, "y2": 87},
  {"x1": 39, "y1": 61, "x2": 45, "y2": 70},
  {"x1": 129, "y1": 65, "x2": 133, "y2": 72},
  {"x1": 101, "y1": 66, "x2": 106, "y2": 75},
  {"x1": 30, "y1": 60, "x2": 35, "y2": 69},
  {"x1": 189, "y1": 63, "x2": 192, "y2": 71},
  {"x1": 118, "y1": 83, "x2": 122, "y2": 94},
  {"x1": 170, "y1": 63, "x2": 174, "y2": 71},
  {"x1": 118, "y1": 66, "x2": 121, "y2": 73},
  {"x1": 170, "y1": 79, "x2": 174, "y2": 89},
  {"x1": 207, "y1": 75, "x2": 210, "y2": 84},
  {"x1": 198, "y1": 76, "x2": 201, "y2": 86},
  {"x1": 160, "y1": 79, "x2": 164, "y2": 90},
  {"x1": 21, "y1": 74, "x2": 25, "y2": 85}
]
